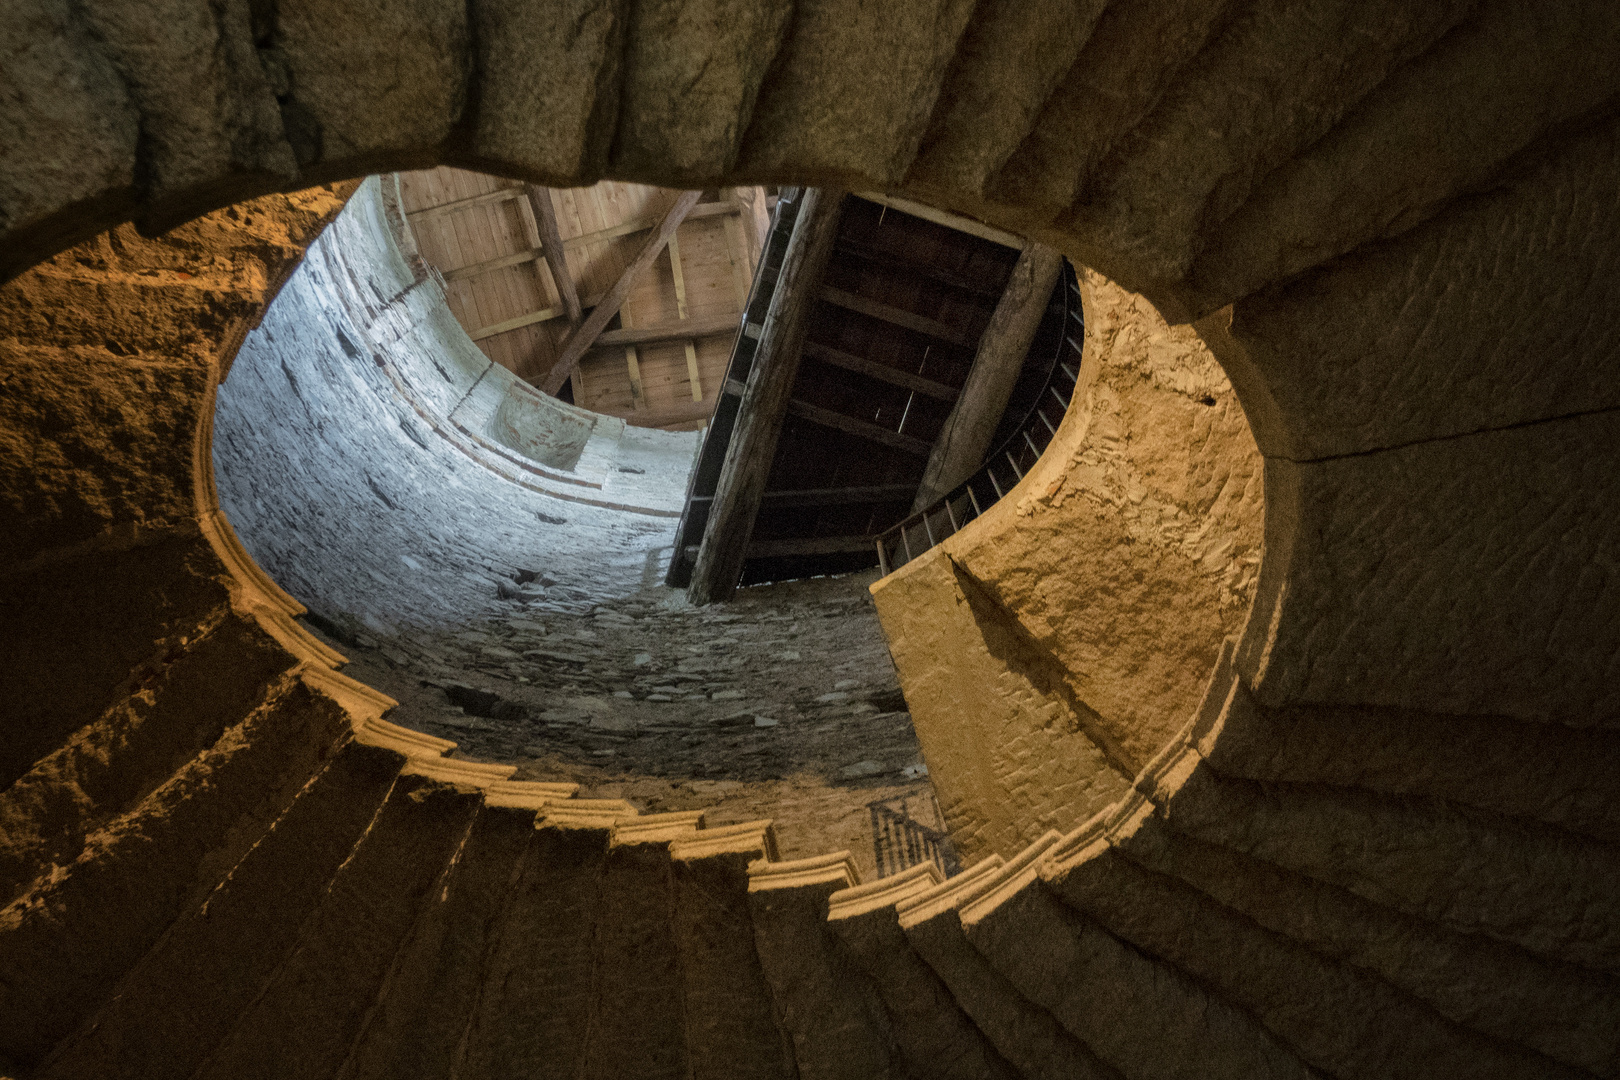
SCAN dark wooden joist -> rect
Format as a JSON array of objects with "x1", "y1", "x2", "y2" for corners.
[
  {"x1": 912, "y1": 242, "x2": 1065, "y2": 510},
  {"x1": 818, "y1": 286, "x2": 974, "y2": 348},
  {"x1": 688, "y1": 189, "x2": 847, "y2": 605},
  {"x1": 525, "y1": 185, "x2": 581, "y2": 325},
  {"x1": 801, "y1": 340, "x2": 958, "y2": 402},
  {"x1": 540, "y1": 190, "x2": 703, "y2": 395},
  {"x1": 786, "y1": 399, "x2": 932, "y2": 457}
]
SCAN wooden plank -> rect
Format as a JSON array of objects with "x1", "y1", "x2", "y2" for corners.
[
  {"x1": 689, "y1": 189, "x2": 847, "y2": 605},
  {"x1": 621, "y1": 308, "x2": 646, "y2": 409},
  {"x1": 786, "y1": 398, "x2": 933, "y2": 457},
  {"x1": 801, "y1": 340, "x2": 959, "y2": 402},
  {"x1": 527, "y1": 185, "x2": 582, "y2": 325},
  {"x1": 468, "y1": 289, "x2": 609, "y2": 341},
  {"x1": 746, "y1": 536, "x2": 880, "y2": 558},
  {"x1": 720, "y1": 211, "x2": 754, "y2": 307},
  {"x1": 853, "y1": 191, "x2": 1024, "y2": 249},
  {"x1": 912, "y1": 243, "x2": 1065, "y2": 510},
  {"x1": 667, "y1": 230, "x2": 704, "y2": 402},
  {"x1": 437, "y1": 201, "x2": 740, "y2": 285},
  {"x1": 818, "y1": 286, "x2": 974, "y2": 348},
  {"x1": 407, "y1": 186, "x2": 524, "y2": 222},
  {"x1": 543, "y1": 190, "x2": 704, "y2": 396},
  {"x1": 589, "y1": 312, "x2": 737, "y2": 348}
]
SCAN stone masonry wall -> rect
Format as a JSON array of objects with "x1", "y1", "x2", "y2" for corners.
[{"x1": 873, "y1": 269, "x2": 1263, "y2": 861}]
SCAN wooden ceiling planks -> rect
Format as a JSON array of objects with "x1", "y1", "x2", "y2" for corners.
[{"x1": 395, "y1": 167, "x2": 767, "y2": 431}]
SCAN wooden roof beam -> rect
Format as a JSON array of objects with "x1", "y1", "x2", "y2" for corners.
[
  {"x1": 785, "y1": 398, "x2": 932, "y2": 457},
  {"x1": 540, "y1": 190, "x2": 704, "y2": 396},
  {"x1": 912, "y1": 243, "x2": 1065, "y2": 510},
  {"x1": 525, "y1": 185, "x2": 581, "y2": 326},
  {"x1": 801, "y1": 340, "x2": 958, "y2": 402},
  {"x1": 819, "y1": 286, "x2": 974, "y2": 348},
  {"x1": 688, "y1": 189, "x2": 847, "y2": 605}
]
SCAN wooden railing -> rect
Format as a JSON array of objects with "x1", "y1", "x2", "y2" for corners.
[{"x1": 874, "y1": 262, "x2": 1083, "y2": 576}]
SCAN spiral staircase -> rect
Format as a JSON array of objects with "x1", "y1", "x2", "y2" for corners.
[{"x1": 3, "y1": 1, "x2": 1619, "y2": 1077}]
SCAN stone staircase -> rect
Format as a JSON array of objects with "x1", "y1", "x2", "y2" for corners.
[
  {"x1": 3, "y1": 2, "x2": 1619, "y2": 1077},
  {"x1": 2, "y1": 629, "x2": 1614, "y2": 1080}
]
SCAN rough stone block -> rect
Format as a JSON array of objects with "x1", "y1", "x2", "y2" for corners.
[
  {"x1": 610, "y1": 0, "x2": 794, "y2": 184},
  {"x1": 1204, "y1": 110, "x2": 1620, "y2": 460},
  {"x1": 1191, "y1": 0, "x2": 1620, "y2": 313},
  {"x1": 271, "y1": 0, "x2": 468, "y2": 166},
  {"x1": 1243, "y1": 412, "x2": 1620, "y2": 725},
  {"x1": 733, "y1": 0, "x2": 979, "y2": 188},
  {"x1": 467, "y1": 0, "x2": 627, "y2": 183}
]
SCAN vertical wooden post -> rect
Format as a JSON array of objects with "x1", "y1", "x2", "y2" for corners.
[
  {"x1": 911, "y1": 242, "x2": 1064, "y2": 511},
  {"x1": 687, "y1": 189, "x2": 846, "y2": 605},
  {"x1": 667, "y1": 230, "x2": 704, "y2": 402}
]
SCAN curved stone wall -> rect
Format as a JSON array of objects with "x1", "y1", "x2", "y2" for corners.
[
  {"x1": 212, "y1": 176, "x2": 699, "y2": 631},
  {"x1": 873, "y1": 268, "x2": 1264, "y2": 861}
]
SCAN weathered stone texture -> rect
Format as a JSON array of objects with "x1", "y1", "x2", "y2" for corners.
[
  {"x1": 1243, "y1": 412, "x2": 1620, "y2": 725},
  {"x1": 271, "y1": 0, "x2": 468, "y2": 166},
  {"x1": 1069, "y1": 0, "x2": 1475, "y2": 288},
  {"x1": 77, "y1": 0, "x2": 296, "y2": 207},
  {"x1": 1206, "y1": 109, "x2": 1620, "y2": 461},
  {"x1": 468, "y1": 0, "x2": 628, "y2": 182},
  {"x1": 610, "y1": 0, "x2": 794, "y2": 183},
  {"x1": 733, "y1": 0, "x2": 978, "y2": 187},
  {"x1": 0, "y1": 0, "x2": 137, "y2": 268},
  {"x1": 874, "y1": 270, "x2": 1263, "y2": 861},
  {"x1": 987, "y1": 0, "x2": 1236, "y2": 224},
  {"x1": 1190, "y1": 0, "x2": 1620, "y2": 313},
  {"x1": 905, "y1": 0, "x2": 1107, "y2": 201}
]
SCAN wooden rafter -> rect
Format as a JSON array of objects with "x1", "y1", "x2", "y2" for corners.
[
  {"x1": 540, "y1": 190, "x2": 704, "y2": 396},
  {"x1": 526, "y1": 185, "x2": 581, "y2": 326},
  {"x1": 440, "y1": 200, "x2": 742, "y2": 285},
  {"x1": 785, "y1": 399, "x2": 932, "y2": 456},
  {"x1": 818, "y1": 286, "x2": 974, "y2": 348},
  {"x1": 688, "y1": 189, "x2": 847, "y2": 605},
  {"x1": 801, "y1": 341, "x2": 958, "y2": 401}
]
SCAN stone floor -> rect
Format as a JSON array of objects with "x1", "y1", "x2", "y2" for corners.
[{"x1": 317, "y1": 568, "x2": 943, "y2": 879}]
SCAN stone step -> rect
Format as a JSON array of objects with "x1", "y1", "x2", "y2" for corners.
[
  {"x1": 1151, "y1": 749, "x2": 1620, "y2": 974},
  {"x1": 732, "y1": 0, "x2": 980, "y2": 189},
  {"x1": 986, "y1": 0, "x2": 1234, "y2": 222},
  {"x1": 455, "y1": 800, "x2": 637, "y2": 1080},
  {"x1": 335, "y1": 798, "x2": 549, "y2": 1080},
  {"x1": 905, "y1": 0, "x2": 1108, "y2": 201},
  {"x1": 826, "y1": 863, "x2": 1021, "y2": 1080},
  {"x1": 670, "y1": 821, "x2": 794, "y2": 1080},
  {"x1": 1127, "y1": 774, "x2": 1620, "y2": 1075},
  {"x1": 1045, "y1": 796, "x2": 1585, "y2": 1080},
  {"x1": 36, "y1": 738, "x2": 403, "y2": 1080},
  {"x1": 580, "y1": 811, "x2": 710, "y2": 1080},
  {"x1": 1196, "y1": 681, "x2": 1620, "y2": 845},
  {"x1": 190, "y1": 767, "x2": 487, "y2": 1080},
  {"x1": 0, "y1": 670, "x2": 355, "y2": 1070},
  {"x1": 958, "y1": 839, "x2": 1317, "y2": 1080},
  {"x1": 0, "y1": 611, "x2": 300, "y2": 906},
  {"x1": 748, "y1": 852, "x2": 904, "y2": 1080},
  {"x1": 898, "y1": 838, "x2": 1121, "y2": 1080}
]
